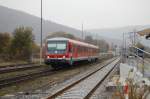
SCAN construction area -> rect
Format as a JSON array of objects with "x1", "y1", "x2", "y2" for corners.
[{"x1": 103, "y1": 28, "x2": 150, "y2": 99}]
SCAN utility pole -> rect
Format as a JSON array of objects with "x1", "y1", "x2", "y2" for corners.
[
  {"x1": 129, "y1": 32, "x2": 134, "y2": 45},
  {"x1": 125, "y1": 33, "x2": 126, "y2": 58},
  {"x1": 40, "y1": 0, "x2": 43, "y2": 65},
  {"x1": 122, "y1": 33, "x2": 125, "y2": 62},
  {"x1": 133, "y1": 29, "x2": 136, "y2": 46},
  {"x1": 96, "y1": 33, "x2": 98, "y2": 45},
  {"x1": 82, "y1": 23, "x2": 84, "y2": 40}
]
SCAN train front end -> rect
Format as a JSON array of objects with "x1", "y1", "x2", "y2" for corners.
[{"x1": 44, "y1": 38, "x2": 71, "y2": 68}]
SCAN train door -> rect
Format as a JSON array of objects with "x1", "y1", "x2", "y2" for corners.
[{"x1": 68, "y1": 42, "x2": 73, "y2": 65}]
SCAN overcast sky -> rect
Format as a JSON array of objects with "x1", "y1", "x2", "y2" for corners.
[{"x1": 0, "y1": 0, "x2": 150, "y2": 30}]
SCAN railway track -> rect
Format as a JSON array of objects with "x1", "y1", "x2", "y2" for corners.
[
  {"x1": 46, "y1": 58, "x2": 120, "y2": 99},
  {"x1": 0, "y1": 63, "x2": 35, "y2": 68},
  {"x1": 0, "y1": 56, "x2": 111, "y2": 75},
  {"x1": 0, "y1": 69, "x2": 55, "y2": 89},
  {"x1": 0, "y1": 63, "x2": 43, "y2": 74},
  {"x1": 0, "y1": 57, "x2": 117, "y2": 99},
  {"x1": 0, "y1": 58, "x2": 106, "y2": 89},
  {"x1": 0, "y1": 58, "x2": 115, "y2": 98},
  {"x1": 0, "y1": 60, "x2": 101, "y2": 89}
]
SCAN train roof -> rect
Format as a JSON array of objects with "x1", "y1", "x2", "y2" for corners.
[{"x1": 47, "y1": 37, "x2": 99, "y2": 49}]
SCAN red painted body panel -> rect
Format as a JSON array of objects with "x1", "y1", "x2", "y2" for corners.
[{"x1": 44, "y1": 38, "x2": 99, "y2": 65}]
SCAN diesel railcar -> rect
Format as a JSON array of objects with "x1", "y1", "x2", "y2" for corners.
[{"x1": 44, "y1": 37, "x2": 99, "y2": 68}]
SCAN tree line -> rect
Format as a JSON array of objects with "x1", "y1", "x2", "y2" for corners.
[
  {"x1": 0, "y1": 29, "x2": 110, "y2": 62},
  {"x1": 84, "y1": 35, "x2": 109, "y2": 52},
  {"x1": 0, "y1": 27, "x2": 39, "y2": 62}
]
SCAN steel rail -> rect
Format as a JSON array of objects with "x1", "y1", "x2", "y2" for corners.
[
  {"x1": 0, "y1": 58, "x2": 105, "y2": 89},
  {"x1": 0, "y1": 57, "x2": 107, "y2": 89},
  {"x1": 46, "y1": 57, "x2": 119, "y2": 99},
  {"x1": 0, "y1": 69, "x2": 53, "y2": 89},
  {"x1": 0, "y1": 64, "x2": 43, "y2": 74},
  {"x1": 0, "y1": 63, "x2": 36, "y2": 68},
  {"x1": 85, "y1": 59, "x2": 120, "y2": 99},
  {"x1": 0, "y1": 56, "x2": 115, "y2": 90}
]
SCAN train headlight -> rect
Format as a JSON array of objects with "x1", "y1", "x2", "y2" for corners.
[
  {"x1": 63, "y1": 56, "x2": 66, "y2": 58},
  {"x1": 47, "y1": 56, "x2": 50, "y2": 59}
]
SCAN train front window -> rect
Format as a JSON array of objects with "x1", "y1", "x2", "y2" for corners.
[
  {"x1": 57, "y1": 43, "x2": 66, "y2": 50},
  {"x1": 47, "y1": 41, "x2": 67, "y2": 54},
  {"x1": 47, "y1": 43, "x2": 57, "y2": 50}
]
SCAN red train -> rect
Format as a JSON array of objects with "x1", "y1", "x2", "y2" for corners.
[{"x1": 44, "y1": 37, "x2": 99, "y2": 68}]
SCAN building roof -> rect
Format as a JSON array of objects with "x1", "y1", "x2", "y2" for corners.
[{"x1": 137, "y1": 28, "x2": 150, "y2": 36}]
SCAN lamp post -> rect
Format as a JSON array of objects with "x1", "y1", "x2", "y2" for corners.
[{"x1": 40, "y1": 0, "x2": 43, "y2": 65}]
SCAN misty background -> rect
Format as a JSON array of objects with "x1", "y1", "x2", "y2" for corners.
[{"x1": 0, "y1": 0, "x2": 150, "y2": 46}]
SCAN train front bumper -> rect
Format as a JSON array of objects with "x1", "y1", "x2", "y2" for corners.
[{"x1": 44, "y1": 58, "x2": 70, "y2": 64}]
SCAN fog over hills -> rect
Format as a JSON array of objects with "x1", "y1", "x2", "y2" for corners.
[
  {"x1": 0, "y1": 6, "x2": 82, "y2": 43},
  {"x1": 88, "y1": 25, "x2": 150, "y2": 40},
  {"x1": 0, "y1": 5, "x2": 149, "y2": 46},
  {"x1": 87, "y1": 25, "x2": 150, "y2": 46}
]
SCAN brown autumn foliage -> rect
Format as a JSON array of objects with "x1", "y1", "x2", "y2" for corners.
[
  {"x1": 0, "y1": 32, "x2": 11, "y2": 60},
  {"x1": 0, "y1": 27, "x2": 40, "y2": 62}
]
